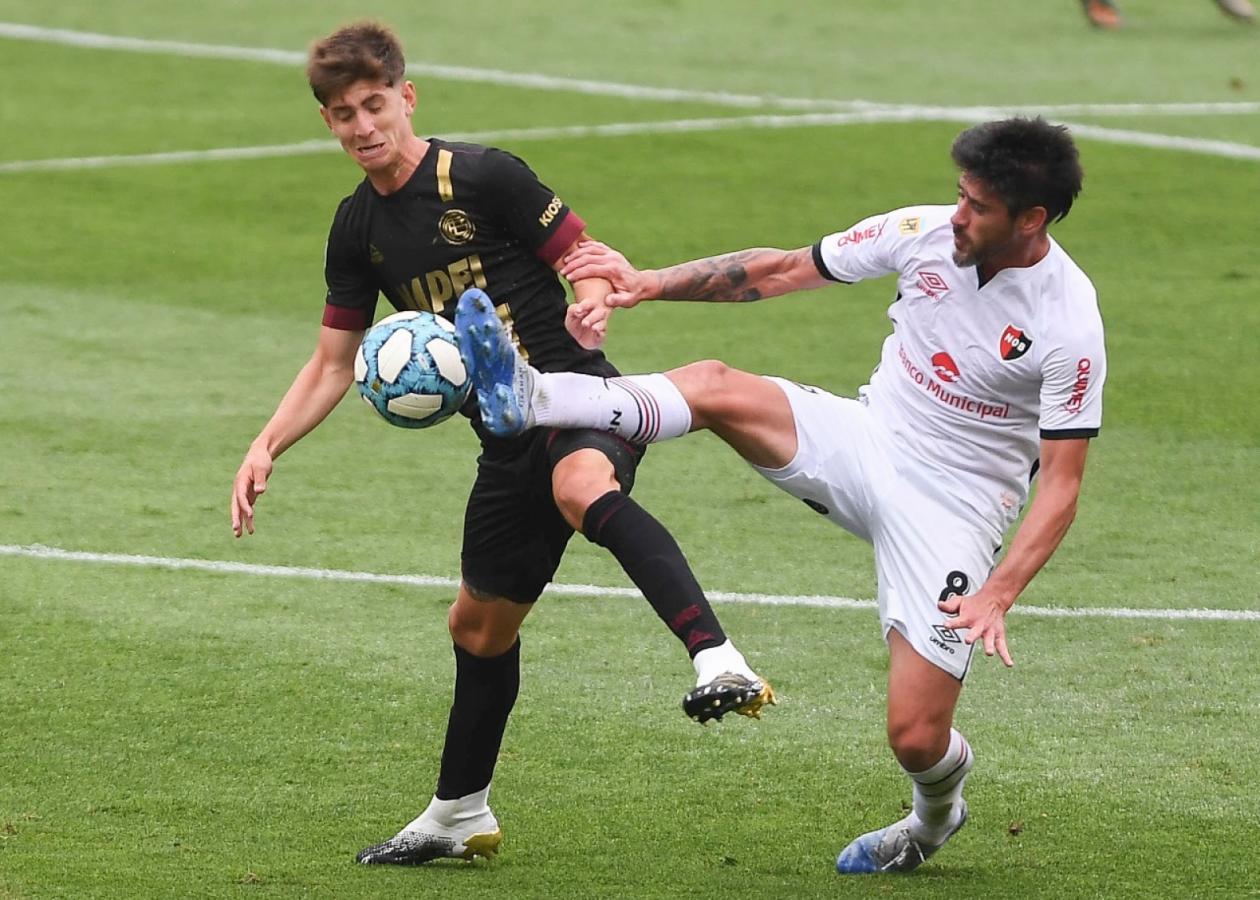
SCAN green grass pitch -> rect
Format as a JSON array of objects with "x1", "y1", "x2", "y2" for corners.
[{"x1": 1, "y1": 2, "x2": 1257, "y2": 897}]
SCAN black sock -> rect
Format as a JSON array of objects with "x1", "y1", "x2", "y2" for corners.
[
  {"x1": 582, "y1": 490, "x2": 727, "y2": 658},
  {"x1": 435, "y1": 638, "x2": 521, "y2": 801}
]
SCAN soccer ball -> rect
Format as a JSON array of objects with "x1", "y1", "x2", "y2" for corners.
[{"x1": 354, "y1": 311, "x2": 471, "y2": 428}]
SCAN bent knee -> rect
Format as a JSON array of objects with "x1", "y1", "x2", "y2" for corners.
[
  {"x1": 448, "y1": 600, "x2": 519, "y2": 657},
  {"x1": 551, "y1": 451, "x2": 619, "y2": 530},
  {"x1": 669, "y1": 360, "x2": 745, "y2": 425},
  {"x1": 887, "y1": 719, "x2": 951, "y2": 770},
  {"x1": 447, "y1": 600, "x2": 476, "y2": 644},
  {"x1": 671, "y1": 359, "x2": 734, "y2": 397}
]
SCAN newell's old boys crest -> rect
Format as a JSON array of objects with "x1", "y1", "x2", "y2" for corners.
[{"x1": 999, "y1": 324, "x2": 1032, "y2": 361}]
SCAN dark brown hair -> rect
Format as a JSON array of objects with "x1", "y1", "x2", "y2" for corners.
[
  {"x1": 306, "y1": 21, "x2": 406, "y2": 106},
  {"x1": 951, "y1": 118, "x2": 1084, "y2": 223}
]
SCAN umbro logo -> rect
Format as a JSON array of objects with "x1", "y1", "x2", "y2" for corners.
[
  {"x1": 932, "y1": 624, "x2": 963, "y2": 644},
  {"x1": 917, "y1": 270, "x2": 950, "y2": 300}
]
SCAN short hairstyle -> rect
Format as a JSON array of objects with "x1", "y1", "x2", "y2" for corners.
[
  {"x1": 950, "y1": 118, "x2": 1084, "y2": 223},
  {"x1": 306, "y1": 21, "x2": 406, "y2": 106}
]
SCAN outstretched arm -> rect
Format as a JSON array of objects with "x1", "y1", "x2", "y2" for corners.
[
  {"x1": 230, "y1": 324, "x2": 362, "y2": 537},
  {"x1": 560, "y1": 240, "x2": 830, "y2": 306},
  {"x1": 938, "y1": 437, "x2": 1091, "y2": 666}
]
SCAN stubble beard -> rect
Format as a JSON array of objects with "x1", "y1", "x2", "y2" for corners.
[
  {"x1": 952, "y1": 248, "x2": 977, "y2": 268},
  {"x1": 952, "y1": 234, "x2": 980, "y2": 268}
]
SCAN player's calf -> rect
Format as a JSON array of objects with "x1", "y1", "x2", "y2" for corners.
[{"x1": 457, "y1": 288, "x2": 693, "y2": 444}]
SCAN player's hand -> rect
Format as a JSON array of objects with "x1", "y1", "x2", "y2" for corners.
[
  {"x1": 939, "y1": 589, "x2": 1014, "y2": 667},
  {"x1": 231, "y1": 447, "x2": 273, "y2": 537},
  {"x1": 565, "y1": 297, "x2": 611, "y2": 349},
  {"x1": 560, "y1": 241, "x2": 654, "y2": 308}
]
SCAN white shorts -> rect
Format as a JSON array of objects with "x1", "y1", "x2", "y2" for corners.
[{"x1": 752, "y1": 377, "x2": 1002, "y2": 680}]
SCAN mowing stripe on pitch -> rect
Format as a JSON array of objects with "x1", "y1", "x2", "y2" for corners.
[
  {"x1": 0, "y1": 22, "x2": 870, "y2": 112},
  {"x1": 3, "y1": 108, "x2": 1259, "y2": 177},
  {"x1": 3, "y1": 543, "x2": 1257, "y2": 623},
  {"x1": 3, "y1": 21, "x2": 1260, "y2": 121}
]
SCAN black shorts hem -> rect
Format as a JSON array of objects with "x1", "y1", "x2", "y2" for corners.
[{"x1": 460, "y1": 561, "x2": 550, "y2": 605}]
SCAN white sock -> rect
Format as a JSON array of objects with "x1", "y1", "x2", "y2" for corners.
[
  {"x1": 533, "y1": 372, "x2": 692, "y2": 444},
  {"x1": 905, "y1": 729, "x2": 972, "y2": 846},
  {"x1": 692, "y1": 639, "x2": 756, "y2": 686},
  {"x1": 405, "y1": 785, "x2": 491, "y2": 831}
]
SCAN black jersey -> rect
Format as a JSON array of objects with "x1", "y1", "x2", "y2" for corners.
[{"x1": 321, "y1": 138, "x2": 617, "y2": 380}]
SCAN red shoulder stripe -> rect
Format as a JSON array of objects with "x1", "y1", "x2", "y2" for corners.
[{"x1": 537, "y1": 210, "x2": 586, "y2": 266}]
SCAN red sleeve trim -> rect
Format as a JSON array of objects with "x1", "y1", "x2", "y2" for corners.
[
  {"x1": 537, "y1": 210, "x2": 586, "y2": 266},
  {"x1": 322, "y1": 303, "x2": 373, "y2": 331}
]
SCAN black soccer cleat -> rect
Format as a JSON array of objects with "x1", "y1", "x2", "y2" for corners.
[{"x1": 683, "y1": 672, "x2": 777, "y2": 724}]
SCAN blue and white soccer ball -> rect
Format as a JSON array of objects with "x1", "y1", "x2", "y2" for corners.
[{"x1": 354, "y1": 311, "x2": 471, "y2": 429}]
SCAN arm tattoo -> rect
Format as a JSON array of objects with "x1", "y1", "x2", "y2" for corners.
[{"x1": 656, "y1": 250, "x2": 770, "y2": 302}]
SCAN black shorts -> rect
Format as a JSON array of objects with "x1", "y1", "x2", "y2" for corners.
[{"x1": 461, "y1": 427, "x2": 644, "y2": 603}]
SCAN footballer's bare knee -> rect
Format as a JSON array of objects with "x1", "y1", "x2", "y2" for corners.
[
  {"x1": 665, "y1": 360, "x2": 730, "y2": 418},
  {"x1": 666, "y1": 360, "x2": 762, "y2": 429},
  {"x1": 887, "y1": 715, "x2": 953, "y2": 771},
  {"x1": 551, "y1": 449, "x2": 619, "y2": 530},
  {"x1": 666, "y1": 360, "x2": 797, "y2": 468},
  {"x1": 448, "y1": 584, "x2": 530, "y2": 657}
]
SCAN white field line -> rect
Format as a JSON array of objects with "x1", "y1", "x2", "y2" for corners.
[
  {"x1": 1, "y1": 22, "x2": 1257, "y2": 171},
  {"x1": 3, "y1": 543, "x2": 1257, "y2": 623},
  {"x1": 0, "y1": 22, "x2": 871, "y2": 112},
  {"x1": 3, "y1": 108, "x2": 1260, "y2": 176},
  {"x1": 0, "y1": 139, "x2": 339, "y2": 173},
  {"x1": 1056, "y1": 120, "x2": 1260, "y2": 160},
  {"x1": 4, "y1": 22, "x2": 1260, "y2": 119}
]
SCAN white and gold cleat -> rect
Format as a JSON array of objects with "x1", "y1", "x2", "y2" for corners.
[{"x1": 356, "y1": 809, "x2": 502, "y2": 865}]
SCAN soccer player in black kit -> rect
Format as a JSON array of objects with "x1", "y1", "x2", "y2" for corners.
[{"x1": 228, "y1": 21, "x2": 773, "y2": 866}]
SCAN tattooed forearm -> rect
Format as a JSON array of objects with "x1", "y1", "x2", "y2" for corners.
[
  {"x1": 656, "y1": 250, "x2": 769, "y2": 302},
  {"x1": 653, "y1": 247, "x2": 815, "y2": 302}
]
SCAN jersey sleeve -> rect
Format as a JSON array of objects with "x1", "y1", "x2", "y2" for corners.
[
  {"x1": 321, "y1": 197, "x2": 378, "y2": 331},
  {"x1": 812, "y1": 210, "x2": 903, "y2": 284},
  {"x1": 1038, "y1": 319, "x2": 1106, "y2": 438},
  {"x1": 482, "y1": 148, "x2": 586, "y2": 266}
]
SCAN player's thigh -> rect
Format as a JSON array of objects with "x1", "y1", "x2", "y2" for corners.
[
  {"x1": 872, "y1": 486, "x2": 1001, "y2": 682},
  {"x1": 461, "y1": 432, "x2": 576, "y2": 604},
  {"x1": 665, "y1": 361, "x2": 798, "y2": 469},
  {"x1": 749, "y1": 380, "x2": 894, "y2": 541}
]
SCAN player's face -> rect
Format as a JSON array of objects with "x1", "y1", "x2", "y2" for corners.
[
  {"x1": 950, "y1": 174, "x2": 1018, "y2": 268},
  {"x1": 320, "y1": 79, "x2": 416, "y2": 174}
]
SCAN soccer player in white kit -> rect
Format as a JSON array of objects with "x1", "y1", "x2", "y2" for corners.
[{"x1": 455, "y1": 117, "x2": 1106, "y2": 874}]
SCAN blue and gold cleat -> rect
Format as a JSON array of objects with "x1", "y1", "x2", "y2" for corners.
[{"x1": 454, "y1": 288, "x2": 535, "y2": 437}]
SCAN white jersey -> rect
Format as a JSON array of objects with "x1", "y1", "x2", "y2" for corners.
[{"x1": 813, "y1": 205, "x2": 1106, "y2": 531}]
